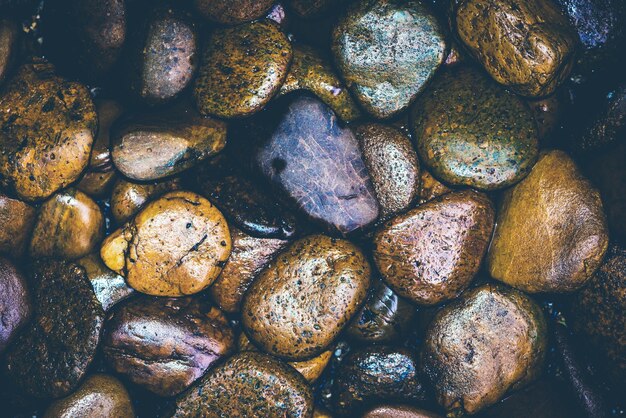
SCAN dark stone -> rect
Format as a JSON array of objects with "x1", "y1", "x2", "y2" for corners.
[
  {"x1": 193, "y1": 0, "x2": 275, "y2": 24},
  {"x1": 0, "y1": 20, "x2": 18, "y2": 86},
  {"x1": 0, "y1": 258, "x2": 31, "y2": 353},
  {"x1": 289, "y1": 0, "x2": 350, "y2": 18}
]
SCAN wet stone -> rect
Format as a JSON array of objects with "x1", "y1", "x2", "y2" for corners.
[
  {"x1": 256, "y1": 95, "x2": 379, "y2": 235},
  {"x1": 0, "y1": 258, "x2": 31, "y2": 353},
  {"x1": 289, "y1": 0, "x2": 349, "y2": 18},
  {"x1": 193, "y1": 0, "x2": 276, "y2": 24},
  {"x1": 417, "y1": 169, "x2": 451, "y2": 205},
  {"x1": 332, "y1": 0, "x2": 447, "y2": 119},
  {"x1": 363, "y1": 405, "x2": 442, "y2": 418},
  {"x1": 103, "y1": 295, "x2": 235, "y2": 397},
  {"x1": 4, "y1": 259, "x2": 104, "y2": 399},
  {"x1": 110, "y1": 177, "x2": 182, "y2": 225},
  {"x1": 0, "y1": 60, "x2": 97, "y2": 201},
  {"x1": 452, "y1": 0, "x2": 578, "y2": 97},
  {"x1": 374, "y1": 190, "x2": 494, "y2": 306},
  {"x1": 101, "y1": 191, "x2": 231, "y2": 296},
  {"x1": 0, "y1": 194, "x2": 36, "y2": 258},
  {"x1": 242, "y1": 234, "x2": 371, "y2": 360},
  {"x1": 487, "y1": 150, "x2": 609, "y2": 293},
  {"x1": 0, "y1": 19, "x2": 17, "y2": 85},
  {"x1": 194, "y1": 20, "x2": 292, "y2": 119},
  {"x1": 76, "y1": 253, "x2": 134, "y2": 312},
  {"x1": 421, "y1": 284, "x2": 547, "y2": 415}
]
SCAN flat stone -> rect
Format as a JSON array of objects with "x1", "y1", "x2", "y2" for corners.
[
  {"x1": 193, "y1": 0, "x2": 275, "y2": 24},
  {"x1": 0, "y1": 258, "x2": 31, "y2": 353},
  {"x1": 0, "y1": 194, "x2": 36, "y2": 258}
]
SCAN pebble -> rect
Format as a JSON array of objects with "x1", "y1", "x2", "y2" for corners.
[{"x1": 0, "y1": 258, "x2": 31, "y2": 353}]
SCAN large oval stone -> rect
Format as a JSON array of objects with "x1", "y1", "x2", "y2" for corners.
[
  {"x1": 411, "y1": 66, "x2": 539, "y2": 191},
  {"x1": 487, "y1": 150, "x2": 609, "y2": 293},
  {"x1": 332, "y1": 0, "x2": 447, "y2": 119},
  {"x1": 242, "y1": 234, "x2": 371, "y2": 360},
  {"x1": 256, "y1": 95, "x2": 379, "y2": 235}
]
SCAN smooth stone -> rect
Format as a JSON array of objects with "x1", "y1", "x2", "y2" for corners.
[
  {"x1": 242, "y1": 234, "x2": 371, "y2": 360},
  {"x1": 374, "y1": 190, "x2": 494, "y2": 305},
  {"x1": 101, "y1": 191, "x2": 231, "y2": 296},
  {"x1": 278, "y1": 44, "x2": 362, "y2": 122},
  {"x1": 0, "y1": 60, "x2": 97, "y2": 201},
  {"x1": 487, "y1": 150, "x2": 609, "y2": 293},
  {"x1": 421, "y1": 284, "x2": 547, "y2": 415},
  {"x1": 363, "y1": 405, "x2": 442, "y2": 418},
  {"x1": 332, "y1": 0, "x2": 447, "y2": 119},
  {"x1": 111, "y1": 104, "x2": 226, "y2": 181},
  {"x1": 0, "y1": 19, "x2": 17, "y2": 85},
  {"x1": 76, "y1": 253, "x2": 134, "y2": 312},
  {"x1": 29, "y1": 189, "x2": 104, "y2": 260},
  {"x1": 194, "y1": 20, "x2": 292, "y2": 118},
  {"x1": 43, "y1": 374, "x2": 134, "y2": 418},
  {"x1": 110, "y1": 177, "x2": 182, "y2": 225},
  {"x1": 333, "y1": 346, "x2": 428, "y2": 416},
  {"x1": 4, "y1": 260, "x2": 104, "y2": 398},
  {"x1": 411, "y1": 66, "x2": 539, "y2": 191},
  {"x1": 355, "y1": 123, "x2": 420, "y2": 219},
  {"x1": 418, "y1": 169, "x2": 451, "y2": 205},
  {"x1": 256, "y1": 95, "x2": 379, "y2": 235},
  {"x1": 103, "y1": 296, "x2": 235, "y2": 397},
  {"x1": 172, "y1": 352, "x2": 314, "y2": 417},
  {"x1": 210, "y1": 227, "x2": 289, "y2": 313},
  {"x1": 452, "y1": 0, "x2": 577, "y2": 97},
  {"x1": 193, "y1": 0, "x2": 275, "y2": 24},
  {"x1": 346, "y1": 280, "x2": 416, "y2": 343},
  {"x1": 0, "y1": 258, "x2": 31, "y2": 353},
  {"x1": 0, "y1": 194, "x2": 36, "y2": 258}
]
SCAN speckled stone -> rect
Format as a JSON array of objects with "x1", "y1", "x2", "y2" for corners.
[
  {"x1": 256, "y1": 95, "x2": 379, "y2": 235},
  {"x1": 452, "y1": 0, "x2": 578, "y2": 97},
  {"x1": 0, "y1": 258, "x2": 31, "y2": 353},
  {"x1": 173, "y1": 352, "x2": 313, "y2": 418},
  {"x1": 194, "y1": 20, "x2": 292, "y2": 119},
  {"x1": 193, "y1": 0, "x2": 275, "y2": 24},
  {"x1": 110, "y1": 177, "x2": 182, "y2": 225},
  {"x1": 4, "y1": 260, "x2": 104, "y2": 399},
  {"x1": 374, "y1": 190, "x2": 494, "y2": 305},
  {"x1": 355, "y1": 123, "x2": 420, "y2": 219},
  {"x1": 332, "y1": 0, "x2": 447, "y2": 119},
  {"x1": 0, "y1": 194, "x2": 36, "y2": 258},
  {"x1": 0, "y1": 20, "x2": 17, "y2": 86},
  {"x1": 422, "y1": 284, "x2": 547, "y2": 415},
  {"x1": 0, "y1": 60, "x2": 97, "y2": 201},
  {"x1": 487, "y1": 150, "x2": 609, "y2": 293},
  {"x1": 242, "y1": 235, "x2": 371, "y2": 361},
  {"x1": 411, "y1": 67, "x2": 539, "y2": 191},
  {"x1": 76, "y1": 253, "x2": 134, "y2": 312}
]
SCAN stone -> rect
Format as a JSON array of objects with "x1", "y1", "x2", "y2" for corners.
[
  {"x1": 527, "y1": 90, "x2": 567, "y2": 146},
  {"x1": 355, "y1": 123, "x2": 420, "y2": 219},
  {"x1": 411, "y1": 66, "x2": 539, "y2": 191},
  {"x1": 0, "y1": 60, "x2": 97, "y2": 201},
  {"x1": 76, "y1": 253, "x2": 134, "y2": 312},
  {"x1": 0, "y1": 19, "x2": 17, "y2": 85},
  {"x1": 43, "y1": 374, "x2": 134, "y2": 418},
  {"x1": 363, "y1": 405, "x2": 442, "y2": 418},
  {"x1": 421, "y1": 284, "x2": 547, "y2": 415},
  {"x1": 373, "y1": 190, "x2": 494, "y2": 305},
  {"x1": 110, "y1": 177, "x2": 182, "y2": 225},
  {"x1": 0, "y1": 194, "x2": 36, "y2": 258},
  {"x1": 210, "y1": 227, "x2": 289, "y2": 313},
  {"x1": 172, "y1": 352, "x2": 313, "y2": 417},
  {"x1": 103, "y1": 295, "x2": 235, "y2": 397},
  {"x1": 194, "y1": 20, "x2": 292, "y2": 118},
  {"x1": 256, "y1": 95, "x2": 379, "y2": 235},
  {"x1": 452, "y1": 0, "x2": 578, "y2": 97},
  {"x1": 332, "y1": 0, "x2": 447, "y2": 119},
  {"x1": 278, "y1": 44, "x2": 362, "y2": 122},
  {"x1": 242, "y1": 234, "x2": 371, "y2": 360},
  {"x1": 101, "y1": 191, "x2": 231, "y2": 296},
  {"x1": 289, "y1": 0, "x2": 349, "y2": 18},
  {"x1": 29, "y1": 189, "x2": 104, "y2": 260},
  {"x1": 487, "y1": 150, "x2": 609, "y2": 293},
  {"x1": 4, "y1": 260, "x2": 104, "y2": 399},
  {"x1": 111, "y1": 104, "x2": 226, "y2": 181},
  {"x1": 418, "y1": 169, "x2": 451, "y2": 205},
  {"x1": 193, "y1": 0, "x2": 275, "y2": 24},
  {"x1": 0, "y1": 258, "x2": 31, "y2": 353}
]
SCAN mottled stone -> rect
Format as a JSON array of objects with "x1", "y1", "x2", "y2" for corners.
[
  {"x1": 194, "y1": 20, "x2": 292, "y2": 118},
  {"x1": 44, "y1": 374, "x2": 134, "y2": 418},
  {"x1": 0, "y1": 194, "x2": 36, "y2": 258},
  {"x1": 0, "y1": 258, "x2": 31, "y2": 353},
  {"x1": 76, "y1": 253, "x2": 134, "y2": 312},
  {"x1": 334, "y1": 346, "x2": 428, "y2": 416},
  {"x1": 29, "y1": 189, "x2": 104, "y2": 260},
  {"x1": 5, "y1": 260, "x2": 104, "y2": 399},
  {"x1": 363, "y1": 405, "x2": 442, "y2": 418},
  {"x1": 278, "y1": 44, "x2": 362, "y2": 122},
  {"x1": 422, "y1": 284, "x2": 547, "y2": 415},
  {"x1": 210, "y1": 227, "x2": 289, "y2": 313},
  {"x1": 103, "y1": 296, "x2": 235, "y2": 397},
  {"x1": 332, "y1": 0, "x2": 447, "y2": 119},
  {"x1": 242, "y1": 235, "x2": 371, "y2": 360},
  {"x1": 418, "y1": 169, "x2": 451, "y2": 205},
  {"x1": 101, "y1": 191, "x2": 231, "y2": 296},
  {"x1": 452, "y1": 0, "x2": 578, "y2": 97},
  {"x1": 374, "y1": 190, "x2": 494, "y2": 305},
  {"x1": 487, "y1": 150, "x2": 609, "y2": 293},
  {"x1": 193, "y1": 0, "x2": 275, "y2": 24},
  {"x1": 256, "y1": 95, "x2": 379, "y2": 235},
  {"x1": 0, "y1": 20, "x2": 17, "y2": 86},
  {"x1": 355, "y1": 123, "x2": 420, "y2": 219},
  {"x1": 411, "y1": 67, "x2": 539, "y2": 191},
  {"x1": 110, "y1": 177, "x2": 182, "y2": 225},
  {"x1": 173, "y1": 352, "x2": 313, "y2": 418},
  {"x1": 0, "y1": 61, "x2": 97, "y2": 201}
]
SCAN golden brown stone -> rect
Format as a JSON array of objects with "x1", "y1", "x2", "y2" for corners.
[
  {"x1": 418, "y1": 169, "x2": 451, "y2": 205},
  {"x1": 110, "y1": 177, "x2": 182, "y2": 225},
  {"x1": 193, "y1": 0, "x2": 275, "y2": 24},
  {"x1": 0, "y1": 194, "x2": 36, "y2": 258}
]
